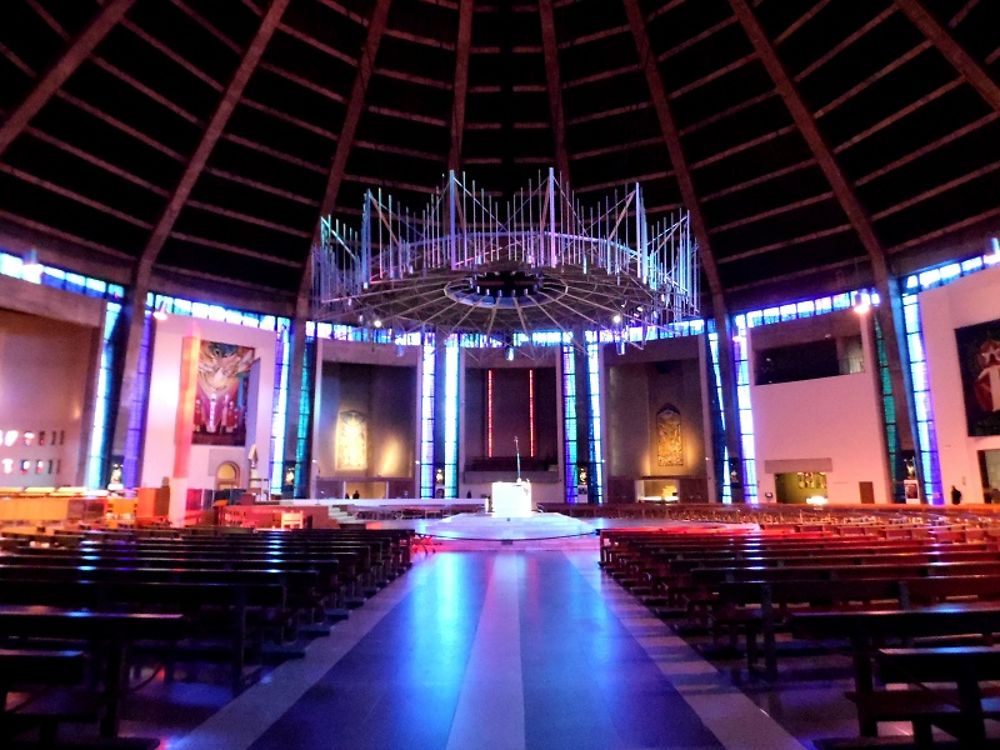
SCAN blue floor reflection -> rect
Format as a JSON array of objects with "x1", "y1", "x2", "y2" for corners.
[
  {"x1": 249, "y1": 553, "x2": 490, "y2": 750},
  {"x1": 520, "y1": 555, "x2": 722, "y2": 750},
  {"x1": 249, "y1": 551, "x2": 721, "y2": 750}
]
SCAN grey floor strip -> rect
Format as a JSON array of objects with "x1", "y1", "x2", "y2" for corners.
[
  {"x1": 173, "y1": 560, "x2": 430, "y2": 750},
  {"x1": 564, "y1": 551, "x2": 805, "y2": 750},
  {"x1": 446, "y1": 553, "x2": 526, "y2": 750}
]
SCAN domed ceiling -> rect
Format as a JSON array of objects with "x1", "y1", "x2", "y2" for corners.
[{"x1": 0, "y1": 0, "x2": 997, "y2": 314}]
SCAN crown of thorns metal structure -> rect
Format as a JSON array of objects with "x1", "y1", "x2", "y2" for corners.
[{"x1": 311, "y1": 169, "x2": 699, "y2": 350}]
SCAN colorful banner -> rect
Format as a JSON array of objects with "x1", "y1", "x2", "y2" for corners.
[
  {"x1": 955, "y1": 319, "x2": 1000, "y2": 436},
  {"x1": 192, "y1": 341, "x2": 255, "y2": 446}
]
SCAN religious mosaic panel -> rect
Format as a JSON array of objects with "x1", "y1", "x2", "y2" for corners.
[
  {"x1": 336, "y1": 410, "x2": 368, "y2": 471},
  {"x1": 656, "y1": 405, "x2": 683, "y2": 467},
  {"x1": 193, "y1": 341, "x2": 254, "y2": 446},
  {"x1": 956, "y1": 319, "x2": 1000, "y2": 436}
]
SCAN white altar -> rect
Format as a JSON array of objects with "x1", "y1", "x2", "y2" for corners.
[{"x1": 489, "y1": 480, "x2": 534, "y2": 517}]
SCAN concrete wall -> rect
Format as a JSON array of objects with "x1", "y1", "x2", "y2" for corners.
[
  {"x1": 604, "y1": 336, "x2": 708, "y2": 491},
  {"x1": 921, "y1": 263, "x2": 1000, "y2": 503},
  {"x1": 314, "y1": 361, "x2": 416, "y2": 482},
  {"x1": 142, "y1": 316, "x2": 276, "y2": 521},
  {"x1": 463, "y1": 366, "x2": 558, "y2": 464},
  {"x1": 750, "y1": 316, "x2": 891, "y2": 504},
  {"x1": 0, "y1": 308, "x2": 98, "y2": 487}
]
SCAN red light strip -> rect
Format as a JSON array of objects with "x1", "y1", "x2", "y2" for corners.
[
  {"x1": 487, "y1": 369, "x2": 494, "y2": 458},
  {"x1": 529, "y1": 369, "x2": 536, "y2": 457}
]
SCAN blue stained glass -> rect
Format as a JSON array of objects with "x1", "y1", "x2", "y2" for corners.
[
  {"x1": 962, "y1": 257, "x2": 984, "y2": 272},
  {"x1": 919, "y1": 269, "x2": 941, "y2": 288}
]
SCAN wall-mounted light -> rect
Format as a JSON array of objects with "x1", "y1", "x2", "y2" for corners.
[
  {"x1": 987, "y1": 236, "x2": 1000, "y2": 266},
  {"x1": 152, "y1": 300, "x2": 169, "y2": 321},
  {"x1": 22, "y1": 248, "x2": 42, "y2": 284},
  {"x1": 853, "y1": 291, "x2": 870, "y2": 316}
]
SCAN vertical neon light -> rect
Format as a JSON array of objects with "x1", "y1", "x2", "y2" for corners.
[
  {"x1": 529, "y1": 369, "x2": 536, "y2": 457},
  {"x1": 294, "y1": 337, "x2": 315, "y2": 497},
  {"x1": 561, "y1": 340, "x2": 578, "y2": 503},
  {"x1": 487, "y1": 369, "x2": 494, "y2": 458},
  {"x1": 707, "y1": 329, "x2": 732, "y2": 504},
  {"x1": 420, "y1": 337, "x2": 436, "y2": 498},
  {"x1": 269, "y1": 322, "x2": 291, "y2": 490},
  {"x1": 731, "y1": 316, "x2": 758, "y2": 503},
  {"x1": 443, "y1": 335, "x2": 459, "y2": 498},
  {"x1": 586, "y1": 339, "x2": 604, "y2": 504},
  {"x1": 903, "y1": 284, "x2": 941, "y2": 504}
]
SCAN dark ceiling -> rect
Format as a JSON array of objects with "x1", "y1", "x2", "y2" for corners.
[{"x1": 0, "y1": 0, "x2": 998, "y2": 315}]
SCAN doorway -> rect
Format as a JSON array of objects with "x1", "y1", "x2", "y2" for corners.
[
  {"x1": 978, "y1": 449, "x2": 1000, "y2": 503},
  {"x1": 775, "y1": 471, "x2": 828, "y2": 504},
  {"x1": 215, "y1": 461, "x2": 241, "y2": 492}
]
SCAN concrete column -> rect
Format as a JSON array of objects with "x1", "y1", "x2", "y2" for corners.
[
  {"x1": 713, "y1": 300, "x2": 746, "y2": 503},
  {"x1": 282, "y1": 306, "x2": 308, "y2": 497},
  {"x1": 109, "y1": 268, "x2": 150, "y2": 487}
]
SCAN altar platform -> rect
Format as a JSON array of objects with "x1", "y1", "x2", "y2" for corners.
[{"x1": 419, "y1": 512, "x2": 594, "y2": 542}]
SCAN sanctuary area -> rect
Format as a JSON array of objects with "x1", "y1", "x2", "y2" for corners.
[{"x1": 0, "y1": 0, "x2": 999, "y2": 747}]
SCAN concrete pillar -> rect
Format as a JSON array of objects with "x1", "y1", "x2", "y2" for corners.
[{"x1": 713, "y1": 300, "x2": 746, "y2": 503}]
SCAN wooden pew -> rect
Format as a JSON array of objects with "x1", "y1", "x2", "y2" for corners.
[
  {"x1": 875, "y1": 646, "x2": 1000, "y2": 746},
  {"x1": 0, "y1": 578, "x2": 285, "y2": 696},
  {"x1": 791, "y1": 602, "x2": 1000, "y2": 737},
  {"x1": 0, "y1": 564, "x2": 325, "y2": 652},
  {"x1": 710, "y1": 574, "x2": 1000, "y2": 679},
  {"x1": 0, "y1": 649, "x2": 91, "y2": 745},
  {"x1": 0, "y1": 606, "x2": 183, "y2": 740}
]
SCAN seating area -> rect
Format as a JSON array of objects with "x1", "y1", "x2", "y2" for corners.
[
  {"x1": 601, "y1": 508, "x2": 1000, "y2": 748},
  {"x1": 0, "y1": 526, "x2": 413, "y2": 749}
]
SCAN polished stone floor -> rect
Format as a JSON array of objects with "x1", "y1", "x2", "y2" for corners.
[{"x1": 141, "y1": 546, "x2": 823, "y2": 750}]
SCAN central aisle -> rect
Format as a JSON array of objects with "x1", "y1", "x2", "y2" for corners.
[{"x1": 178, "y1": 550, "x2": 802, "y2": 750}]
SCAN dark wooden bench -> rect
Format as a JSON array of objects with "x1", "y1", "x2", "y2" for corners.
[
  {"x1": 712, "y1": 578, "x2": 905, "y2": 677},
  {"x1": 0, "y1": 578, "x2": 284, "y2": 696},
  {"x1": 710, "y1": 574, "x2": 1000, "y2": 679},
  {"x1": 791, "y1": 602, "x2": 1000, "y2": 737},
  {"x1": 0, "y1": 649, "x2": 92, "y2": 745},
  {"x1": 0, "y1": 606, "x2": 183, "y2": 740},
  {"x1": 869, "y1": 646, "x2": 1000, "y2": 746}
]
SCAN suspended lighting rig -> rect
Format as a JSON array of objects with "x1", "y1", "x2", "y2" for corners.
[{"x1": 311, "y1": 169, "x2": 699, "y2": 351}]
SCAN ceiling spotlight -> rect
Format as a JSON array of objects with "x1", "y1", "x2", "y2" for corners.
[
  {"x1": 612, "y1": 314, "x2": 622, "y2": 325},
  {"x1": 373, "y1": 318, "x2": 383, "y2": 329},
  {"x1": 152, "y1": 301, "x2": 169, "y2": 321}
]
